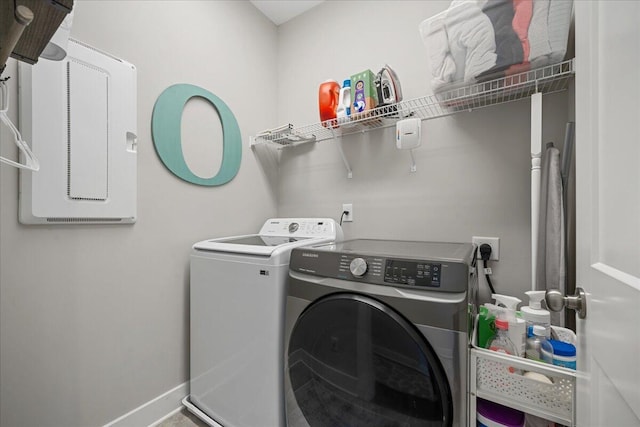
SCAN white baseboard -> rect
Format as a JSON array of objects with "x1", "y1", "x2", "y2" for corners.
[
  {"x1": 147, "y1": 406, "x2": 184, "y2": 427},
  {"x1": 182, "y1": 396, "x2": 223, "y2": 427},
  {"x1": 103, "y1": 381, "x2": 188, "y2": 427}
]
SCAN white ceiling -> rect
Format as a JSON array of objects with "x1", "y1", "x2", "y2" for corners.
[{"x1": 250, "y1": 0, "x2": 325, "y2": 25}]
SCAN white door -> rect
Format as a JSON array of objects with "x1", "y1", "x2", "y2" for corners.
[{"x1": 575, "y1": 1, "x2": 640, "y2": 426}]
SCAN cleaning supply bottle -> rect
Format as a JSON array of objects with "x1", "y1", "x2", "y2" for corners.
[
  {"x1": 336, "y1": 79, "x2": 351, "y2": 120},
  {"x1": 487, "y1": 318, "x2": 520, "y2": 374},
  {"x1": 477, "y1": 303, "x2": 509, "y2": 348},
  {"x1": 525, "y1": 325, "x2": 554, "y2": 363},
  {"x1": 521, "y1": 291, "x2": 551, "y2": 338},
  {"x1": 547, "y1": 339, "x2": 577, "y2": 370},
  {"x1": 477, "y1": 305, "x2": 497, "y2": 349},
  {"x1": 493, "y1": 294, "x2": 526, "y2": 357},
  {"x1": 318, "y1": 80, "x2": 340, "y2": 126},
  {"x1": 487, "y1": 318, "x2": 518, "y2": 356}
]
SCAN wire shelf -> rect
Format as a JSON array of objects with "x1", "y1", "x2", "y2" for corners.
[{"x1": 252, "y1": 59, "x2": 575, "y2": 147}]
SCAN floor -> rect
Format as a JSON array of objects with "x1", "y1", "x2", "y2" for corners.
[{"x1": 157, "y1": 408, "x2": 209, "y2": 427}]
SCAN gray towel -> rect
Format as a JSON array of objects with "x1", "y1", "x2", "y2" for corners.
[{"x1": 536, "y1": 143, "x2": 566, "y2": 326}]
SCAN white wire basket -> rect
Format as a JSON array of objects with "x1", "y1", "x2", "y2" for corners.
[
  {"x1": 252, "y1": 59, "x2": 574, "y2": 147},
  {"x1": 470, "y1": 346, "x2": 577, "y2": 425},
  {"x1": 469, "y1": 313, "x2": 578, "y2": 426}
]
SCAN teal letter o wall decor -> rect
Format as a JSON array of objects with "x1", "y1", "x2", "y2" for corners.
[{"x1": 152, "y1": 84, "x2": 241, "y2": 186}]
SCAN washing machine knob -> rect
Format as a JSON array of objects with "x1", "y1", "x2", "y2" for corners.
[{"x1": 349, "y1": 258, "x2": 368, "y2": 277}]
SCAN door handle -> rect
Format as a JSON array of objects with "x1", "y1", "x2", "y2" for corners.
[{"x1": 545, "y1": 287, "x2": 587, "y2": 319}]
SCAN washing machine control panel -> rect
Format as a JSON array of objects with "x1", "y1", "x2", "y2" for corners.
[{"x1": 259, "y1": 218, "x2": 342, "y2": 238}]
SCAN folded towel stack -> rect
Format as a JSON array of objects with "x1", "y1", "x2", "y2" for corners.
[{"x1": 419, "y1": 0, "x2": 573, "y2": 93}]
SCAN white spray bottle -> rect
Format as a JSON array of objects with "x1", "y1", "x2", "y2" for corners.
[
  {"x1": 336, "y1": 79, "x2": 351, "y2": 120},
  {"x1": 492, "y1": 294, "x2": 526, "y2": 357},
  {"x1": 522, "y1": 291, "x2": 551, "y2": 338}
]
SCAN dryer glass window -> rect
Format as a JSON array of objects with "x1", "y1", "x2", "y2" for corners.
[{"x1": 287, "y1": 294, "x2": 453, "y2": 427}]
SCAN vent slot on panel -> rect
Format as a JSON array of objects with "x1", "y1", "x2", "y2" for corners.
[
  {"x1": 46, "y1": 217, "x2": 123, "y2": 223},
  {"x1": 66, "y1": 59, "x2": 109, "y2": 201}
]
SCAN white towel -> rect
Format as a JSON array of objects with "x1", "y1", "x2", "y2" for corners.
[
  {"x1": 528, "y1": 0, "x2": 573, "y2": 68},
  {"x1": 420, "y1": 1, "x2": 497, "y2": 92},
  {"x1": 420, "y1": 11, "x2": 458, "y2": 91},
  {"x1": 547, "y1": 0, "x2": 573, "y2": 63},
  {"x1": 447, "y1": 0, "x2": 497, "y2": 84},
  {"x1": 528, "y1": 0, "x2": 552, "y2": 67}
]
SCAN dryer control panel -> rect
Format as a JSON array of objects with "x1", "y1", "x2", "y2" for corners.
[
  {"x1": 336, "y1": 254, "x2": 441, "y2": 288},
  {"x1": 384, "y1": 259, "x2": 441, "y2": 287},
  {"x1": 291, "y1": 239, "x2": 472, "y2": 293}
]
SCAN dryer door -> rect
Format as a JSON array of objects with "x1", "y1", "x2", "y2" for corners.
[{"x1": 287, "y1": 294, "x2": 453, "y2": 427}]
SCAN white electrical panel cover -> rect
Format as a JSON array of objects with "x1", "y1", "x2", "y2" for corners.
[{"x1": 18, "y1": 39, "x2": 137, "y2": 224}]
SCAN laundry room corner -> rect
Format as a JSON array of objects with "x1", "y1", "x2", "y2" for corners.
[
  {"x1": 0, "y1": 1, "x2": 279, "y2": 426},
  {"x1": 273, "y1": 0, "x2": 572, "y2": 303},
  {"x1": 0, "y1": 0, "x2": 587, "y2": 426}
]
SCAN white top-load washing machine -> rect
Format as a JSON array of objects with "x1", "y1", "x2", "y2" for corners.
[
  {"x1": 285, "y1": 239, "x2": 474, "y2": 427},
  {"x1": 184, "y1": 218, "x2": 343, "y2": 427}
]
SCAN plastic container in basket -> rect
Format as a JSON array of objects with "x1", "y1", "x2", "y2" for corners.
[{"x1": 419, "y1": 0, "x2": 574, "y2": 94}]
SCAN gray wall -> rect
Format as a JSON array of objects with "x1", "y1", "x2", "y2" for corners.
[
  {"x1": 0, "y1": 1, "x2": 572, "y2": 426},
  {"x1": 274, "y1": 1, "x2": 571, "y2": 303},
  {"x1": 0, "y1": 1, "x2": 278, "y2": 426}
]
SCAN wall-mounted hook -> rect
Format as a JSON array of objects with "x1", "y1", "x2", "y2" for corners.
[{"x1": 0, "y1": 5, "x2": 34, "y2": 76}]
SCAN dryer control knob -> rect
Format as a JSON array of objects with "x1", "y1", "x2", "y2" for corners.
[{"x1": 350, "y1": 258, "x2": 368, "y2": 277}]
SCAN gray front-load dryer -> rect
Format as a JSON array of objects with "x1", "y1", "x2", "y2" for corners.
[{"x1": 284, "y1": 239, "x2": 474, "y2": 427}]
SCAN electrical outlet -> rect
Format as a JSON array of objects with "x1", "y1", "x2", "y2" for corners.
[
  {"x1": 472, "y1": 236, "x2": 500, "y2": 261},
  {"x1": 342, "y1": 203, "x2": 353, "y2": 222}
]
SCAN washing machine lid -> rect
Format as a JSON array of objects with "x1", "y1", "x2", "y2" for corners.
[
  {"x1": 192, "y1": 218, "x2": 343, "y2": 257},
  {"x1": 193, "y1": 233, "x2": 315, "y2": 256}
]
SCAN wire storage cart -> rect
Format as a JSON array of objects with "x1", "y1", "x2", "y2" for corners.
[{"x1": 469, "y1": 329, "x2": 578, "y2": 426}]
